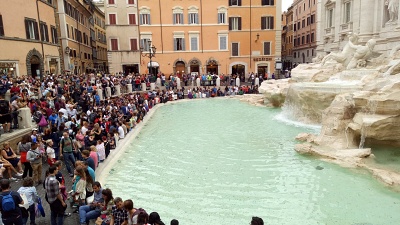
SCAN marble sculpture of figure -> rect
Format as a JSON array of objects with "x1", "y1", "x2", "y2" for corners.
[
  {"x1": 321, "y1": 33, "x2": 359, "y2": 67},
  {"x1": 386, "y1": 0, "x2": 399, "y2": 22}
]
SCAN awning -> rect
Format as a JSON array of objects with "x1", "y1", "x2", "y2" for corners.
[{"x1": 147, "y1": 62, "x2": 159, "y2": 67}]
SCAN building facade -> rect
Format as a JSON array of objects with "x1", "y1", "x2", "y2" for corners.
[
  {"x1": 0, "y1": 0, "x2": 60, "y2": 77},
  {"x1": 104, "y1": 0, "x2": 140, "y2": 74},
  {"x1": 282, "y1": 6, "x2": 294, "y2": 70},
  {"x1": 57, "y1": 0, "x2": 94, "y2": 74},
  {"x1": 129, "y1": 0, "x2": 281, "y2": 77},
  {"x1": 92, "y1": 4, "x2": 108, "y2": 72},
  {"x1": 292, "y1": 0, "x2": 317, "y2": 65},
  {"x1": 317, "y1": 0, "x2": 400, "y2": 56}
]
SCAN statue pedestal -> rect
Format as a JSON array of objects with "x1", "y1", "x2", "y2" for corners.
[
  {"x1": 150, "y1": 83, "x2": 155, "y2": 91},
  {"x1": 255, "y1": 78, "x2": 260, "y2": 86},
  {"x1": 156, "y1": 78, "x2": 161, "y2": 87},
  {"x1": 141, "y1": 83, "x2": 147, "y2": 91},
  {"x1": 115, "y1": 85, "x2": 121, "y2": 96},
  {"x1": 127, "y1": 84, "x2": 133, "y2": 93},
  {"x1": 196, "y1": 78, "x2": 200, "y2": 87},
  {"x1": 18, "y1": 107, "x2": 32, "y2": 129},
  {"x1": 176, "y1": 78, "x2": 181, "y2": 89},
  {"x1": 216, "y1": 77, "x2": 220, "y2": 87}
]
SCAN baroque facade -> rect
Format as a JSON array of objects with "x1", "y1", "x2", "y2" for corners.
[
  {"x1": 0, "y1": 0, "x2": 60, "y2": 77},
  {"x1": 292, "y1": 0, "x2": 318, "y2": 64},
  {"x1": 92, "y1": 4, "x2": 108, "y2": 72},
  {"x1": 282, "y1": 6, "x2": 294, "y2": 70},
  {"x1": 317, "y1": 0, "x2": 400, "y2": 56},
  {"x1": 104, "y1": 0, "x2": 281, "y2": 77}
]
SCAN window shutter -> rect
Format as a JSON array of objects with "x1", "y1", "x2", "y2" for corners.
[
  {"x1": 261, "y1": 17, "x2": 266, "y2": 29},
  {"x1": 139, "y1": 14, "x2": 143, "y2": 25},
  {"x1": 131, "y1": 39, "x2": 137, "y2": 50},
  {"x1": 238, "y1": 17, "x2": 242, "y2": 30},
  {"x1": 264, "y1": 42, "x2": 271, "y2": 55},
  {"x1": 269, "y1": 16, "x2": 274, "y2": 29},
  {"x1": 34, "y1": 21, "x2": 39, "y2": 40},
  {"x1": 229, "y1": 17, "x2": 232, "y2": 30},
  {"x1": 148, "y1": 14, "x2": 151, "y2": 25},
  {"x1": 140, "y1": 39, "x2": 144, "y2": 49},
  {"x1": 45, "y1": 24, "x2": 49, "y2": 42},
  {"x1": 54, "y1": 28, "x2": 58, "y2": 43},
  {"x1": 40, "y1": 23, "x2": 44, "y2": 41},
  {"x1": 218, "y1": 14, "x2": 221, "y2": 24},
  {"x1": 188, "y1": 14, "x2": 191, "y2": 24},
  {"x1": 173, "y1": 14, "x2": 176, "y2": 24},
  {"x1": 271, "y1": 0, "x2": 274, "y2": 5},
  {"x1": 180, "y1": 14, "x2": 183, "y2": 24},
  {"x1": 229, "y1": 0, "x2": 232, "y2": 6},
  {"x1": 128, "y1": 0, "x2": 134, "y2": 4},
  {"x1": 174, "y1": 38, "x2": 177, "y2": 51},
  {"x1": 238, "y1": 0, "x2": 242, "y2": 6},
  {"x1": 196, "y1": 14, "x2": 199, "y2": 24},
  {"x1": 25, "y1": 20, "x2": 30, "y2": 39},
  {"x1": 0, "y1": 15, "x2": 4, "y2": 36},
  {"x1": 182, "y1": 38, "x2": 185, "y2": 51}
]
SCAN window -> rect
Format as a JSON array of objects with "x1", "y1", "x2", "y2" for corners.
[
  {"x1": 311, "y1": 14, "x2": 315, "y2": 24},
  {"x1": 294, "y1": 52, "x2": 296, "y2": 58},
  {"x1": 128, "y1": 14, "x2": 136, "y2": 25},
  {"x1": 130, "y1": 38, "x2": 138, "y2": 51},
  {"x1": 306, "y1": 34, "x2": 310, "y2": 43},
  {"x1": 301, "y1": 36, "x2": 305, "y2": 44},
  {"x1": 108, "y1": 0, "x2": 115, "y2": 4},
  {"x1": 229, "y1": 0, "x2": 241, "y2": 6},
  {"x1": 174, "y1": 38, "x2": 185, "y2": 51},
  {"x1": 218, "y1": 13, "x2": 226, "y2": 24},
  {"x1": 110, "y1": 39, "x2": 118, "y2": 50},
  {"x1": 307, "y1": 17, "x2": 310, "y2": 26},
  {"x1": 25, "y1": 19, "x2": 39, "y2": 40},
  {"x1": 219, "y1": 35, "x2": 227, "y2": 50},
  {"x1": 263, "y1": 42, "x2": 271, "y2": 55},
  {"x1": 128, "y1": 0, "x2": 135, "y2": 4},
  {"x1": 0, "y1": 15, "x2": 4, "y2": 36},
  {"x1": 109, "y1": 14, "x2": 116, "y2": 25},
  {"x1": 173, "y1": 13, "x2": 184, "y2": 24},
  {"x1": 311, "y1": 33, "x2": 314, "y2": 42},
  {"x1": 140, "y1": 14, "x2": 151, "y2": 25},
  {"x1": 51, "y1": 26, "x2": 57, "y2": 44},
  {"x1": 229, "y1": 17, "x2": 242, "y2": 30},
  {"x1": 188, "y1": 13, "x2": 199, "y2": 24},
  {"x1": 327, "y1": 9, "x2": 333, "y2": 27},
  {"x1": 294, "y1": 23, "x2": 296, "y2": 31},
  {"x1": 231, "y1": 43, "x2": 239, "y2": 56},
  {"x1": 344, "y1": 2, "x2": 351, "y2": 23},
  {"x1": 39, "y1": 22, "x2": 49, "y2": 42},
  {"x1": 140, "y1": 38, "x2": 151, "y2": 51},
  {"x1": 190, "y1": 36, "x2": 198, "y2": 51},
  {"x1": 261, "y1": 16, "x2": 274, "y2": 30},
  {"x1": 302, "y1": 19, "x2": 305, "y2": 28},
  {"x1": 66, "y1": 25, "x2": 69, "y2": 38},
  {"x1": 261, "y1": 0, "x2": 274, "y2": 6}
]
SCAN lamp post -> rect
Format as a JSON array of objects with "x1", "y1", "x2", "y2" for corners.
[{"x1": 140, "y1": 41, "x2": 157, "y2": 81}]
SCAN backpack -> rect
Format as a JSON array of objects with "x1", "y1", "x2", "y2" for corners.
[
  {"x1": 0, "y1": 100, "x2": 9, "y2": 114},
  {"x1": 1, "y1": 192, "x2": 16, "y2": 212},
  {"x1": 61, "y1": 137, "x2": 73, "y2": 152}
]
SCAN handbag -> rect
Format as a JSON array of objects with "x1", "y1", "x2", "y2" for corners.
[
  {"x1": 95, "y1": 217, "x2": 104, "y2": 225},
  {"x1": 38, "y1": 115, "x2": 48, "y2": 127},
  {"x1": 36, "y1": 197, "x2": 45, "y2": 217}
]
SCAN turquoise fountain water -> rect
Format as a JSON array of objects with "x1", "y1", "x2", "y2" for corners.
[{"x1": 103, "y1": 99, "x2": 400, "y2": 225}]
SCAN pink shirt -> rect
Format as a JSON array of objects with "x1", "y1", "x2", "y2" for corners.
[{"x1": 90, "y1": 151, "x2": 98, "y2": 169}]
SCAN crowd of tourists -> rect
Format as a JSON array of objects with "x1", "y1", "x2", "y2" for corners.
[{"x1": 0, "y1": 71, "x2": 264, "y2": 225}]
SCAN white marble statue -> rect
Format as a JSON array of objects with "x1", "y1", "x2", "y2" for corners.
[
  {"x1": 321, "y1": 33, "x2": 359, "y2": 67},
  {"x1": 346, "y1": 39, "x2": 376, "y2": 70},
  {"x1": 386, "y1": 0, "x2": 399, "y2": 22}
]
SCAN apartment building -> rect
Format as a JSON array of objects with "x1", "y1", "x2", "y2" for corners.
[
  {"x1": 57, "y1": 0, "x2": 94, "y2": 74},
  {"x1": 292, "y1": 0, "x2": 317, "y2": 65},
  {"x1": 0, "y1": 0, "x2": 60, "y2": 77},
  {"x1": 104, "y1": 0, "x2": 140, "y2": 74},
  {"x1": 282, "y1": 6, "x2": 294, "y2": 70},
  {"x1": 93, "y1": 4, "x2": 108, "y2": 72}
]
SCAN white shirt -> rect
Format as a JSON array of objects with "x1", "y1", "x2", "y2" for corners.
[
  {"x1": 118, "y1": 126, "x2": 125, "y2": 139},
  {"x1": 46, "y1": 146, "x2": 55, "y2": 159}
]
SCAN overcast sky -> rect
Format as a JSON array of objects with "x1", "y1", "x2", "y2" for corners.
[{"x1": 282, "y1": 0, "x2": 293, "y2": 12}]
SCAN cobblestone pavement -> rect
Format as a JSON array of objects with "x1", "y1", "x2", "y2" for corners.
[{"x1": 9, "y1": 160, "x2": 79, "y2": 225}]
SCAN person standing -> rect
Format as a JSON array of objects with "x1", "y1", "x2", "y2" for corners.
[
  {"x1": 0, "y1": 179, "x2": 24, "y2": 225},
  {"x1": 17, "y1": 178, "x2": 38, "y2": 225},
  {"x1": 59, "y1": 132, "x2": 75, "y2": 177},
  {"x1": 45, "y1": 165, "x2": 67, "y2": 225},
  {"x1": 26, "y1": 143, "x2": 43, "y2": 186}
]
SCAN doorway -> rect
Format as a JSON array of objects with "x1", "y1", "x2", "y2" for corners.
[
  {"x1": 175, "y1": 61, "x2": 186, "y2": 77},
  {"x1": 257, "y1": 66, "x2": 268, "y2": 76},
  {"x1": 123, "y1": 64, "x2": 139, "y2": 75},
  {"x1": 30, "y1": 56, "x2": 41, "y2": 78},
  {"x1": 206, "y1": 60, "x2": 218, "y2": 74},
  {"x1": 232, "y1": 64, "x2": 245, "y2": 76}
]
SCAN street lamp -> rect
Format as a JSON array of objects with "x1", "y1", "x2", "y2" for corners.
[{"x1": 140, "y1": 41, "x2": 157, "y2": 80}]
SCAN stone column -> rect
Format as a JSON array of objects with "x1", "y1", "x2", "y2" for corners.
[
  {"x1": 235, "y1": 77, "x2": 240, "y2": 86},
  {"x1": 97, "y1": 88, "x2": 103, "y2": 100},
  {"x1": 150, "y1": 83, "x2": 155, "y2": 91},
  {"x1": 127, "y1": 84, "x2": 133, "y2": 93},
  {"x1": 176, "y1": 77, "x2": 181, "y2": 89},
  {"x1": 18, "y1": 107, "x2": 32, "y2": 129},
  {"x1": 196, "y1": 78, "x2": 200, "y2": 87},
  {"x1": 106, "y1": 87, "x2": 111, "y2": 97},
  {"x1": 115, "y1": 85, "x2": 121, "y2": 96},
  {"x1": 141, "y1": 83, "x2": 147, "y2": 91},
  {"x1": 255, "y1": 77, "x2": 260, "y2": 86},
  {"x1": 216, "y1": 77, "x2": 220, "y2": 87}
]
